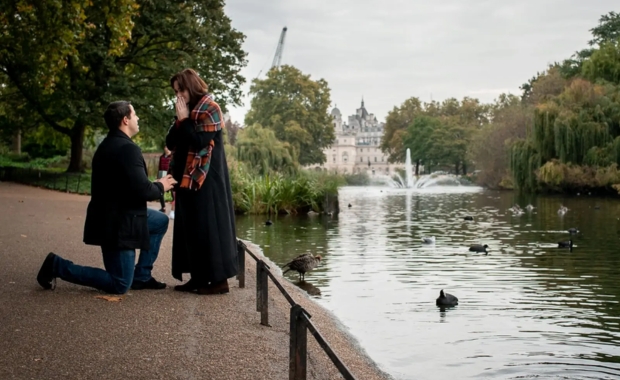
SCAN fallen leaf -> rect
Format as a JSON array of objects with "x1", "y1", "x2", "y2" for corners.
[
  {"x1": 20, "y1": 235, "x2": 27, "y2": 238},
  {"x1": 95, "y1": 295, "x2": 123, "y2": 302},
  {"x1": 66, "y1": 217, "x2": 71, "y2": 220}
]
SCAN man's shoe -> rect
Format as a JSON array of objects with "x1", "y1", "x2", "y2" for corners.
[
  {"x1": 169, "y1": 211, "x2": 175, "y2": 220},
  {"x1": 37, "y1": 252, "x2": 57, "y2": 290},
  {"x1": 131, "y1": 277, "x2": 166, "y2": 290}
]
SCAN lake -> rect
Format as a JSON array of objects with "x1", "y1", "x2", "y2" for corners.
[{"x1": 235, "y1": 184, "x2": 620, "y2": 379}]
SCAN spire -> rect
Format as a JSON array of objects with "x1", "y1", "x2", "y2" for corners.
[{"x1": 361, "y1": 96, "x2": 364, "y2": 108}]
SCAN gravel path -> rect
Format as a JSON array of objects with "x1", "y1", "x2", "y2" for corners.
[{"x1": 0, "y1": 182, "x2": 392, "y2": 380}]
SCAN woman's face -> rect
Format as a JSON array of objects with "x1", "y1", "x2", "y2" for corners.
[{"x1": 172, "y1": 81, "x2": 190, "y2": 104}]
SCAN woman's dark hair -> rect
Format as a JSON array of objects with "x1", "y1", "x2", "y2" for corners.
[
  {"x1": 103, "y1": 101, "x2": 132, "y2": 130},
  {"x1": 170, "y1": 69, "x2": 209, "y2": 108}
]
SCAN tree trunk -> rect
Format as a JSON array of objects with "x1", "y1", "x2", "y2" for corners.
[
  {"x1": 12, "y1": 129, "x2": 21, "y2": 154},
  {"x1": 415, "y1": 160, "x2": 420, "y2": 175},
  {"x1": 67, "y1": 123, "x2": 86, "y2": 172},
  {"x1": 454, "y1": 162, "x2": 459, "y2": 175},
  {"x1": 462, "y1": 162, "x2": 467, "y2": 175}
]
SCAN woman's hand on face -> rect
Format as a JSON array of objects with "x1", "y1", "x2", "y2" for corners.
[{"x1": 175, "y1": 96, "x2": 190, "y2": 120}]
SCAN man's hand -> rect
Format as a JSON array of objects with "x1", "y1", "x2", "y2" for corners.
[{"x1": 156, "y1": 174, "x2": 177, "y2": 192}]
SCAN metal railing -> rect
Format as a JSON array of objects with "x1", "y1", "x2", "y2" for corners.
[
  {"x1": 236, "y1": 240, "x2": 357, "y2": 380},
  {"x1": 0, "y1": 166, "x2": 91, "y2": 194}
]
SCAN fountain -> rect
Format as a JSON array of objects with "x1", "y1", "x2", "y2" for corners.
[
  {"x1": 405, "y1": 148, "x2": 413, "y2": 188},
  {"x1": 386, "y1": 148, "x2": 471, "y2": 189}
]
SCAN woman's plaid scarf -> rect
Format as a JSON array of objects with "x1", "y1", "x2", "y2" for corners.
[{"x1": 171, "y1": 94, "x2": 223, "y2": 190}]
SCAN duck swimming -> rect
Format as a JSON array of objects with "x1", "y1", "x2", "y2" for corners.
[
  {"x1": 436, "y1": 289, "x2": 458, "y2": 307},
  {"x1": 421, "y1": 236, "x2": 436, "y2": 244},
  {"x1": 469, "y1": 244, "x2": 489, "y2": 253}
]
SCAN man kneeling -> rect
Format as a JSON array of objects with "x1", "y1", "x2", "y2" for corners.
[{"x1": 37, "y1": 101, "x2": 177, "y2": 294}]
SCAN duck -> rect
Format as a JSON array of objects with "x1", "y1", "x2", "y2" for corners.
[
  {"x1": 282, "y1": 253, "x2": 322, "y2": 281},
  {"x1": 567, "y1": 228, "x2": 580, "y2": 234},
  {"x1": 558, "y1": 239, "x2": 573, "y2": 249},
  {"x1": 348, "y1": 203, "x2": 352, "y2": 208},
  {"x1": 469, "y1": 244, "x2": 489, "y2": 253},
  {"x1": 463, "y1": 216, "x2": 474, "y2": 221},
  {"x1": 436, "y1": 289, "x2": 458, "y2": 307},
  {"x1": 509, "y1": 205, "x2": 525, "y2": 215},
  {"x1": 421, "y1": 236, "x2": 436, "y2": 244},
  {"x1": 265, "y1": 219, "x2": 273, "y2": 226}
]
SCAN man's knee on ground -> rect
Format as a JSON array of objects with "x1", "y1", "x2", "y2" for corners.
[{"x1": 111, "y1": 278, "x2": 131, "y2": 294}]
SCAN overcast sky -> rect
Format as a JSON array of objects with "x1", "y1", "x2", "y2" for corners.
[{"x1": 223, "y1": 1, "x2": 617, "y2": 124}]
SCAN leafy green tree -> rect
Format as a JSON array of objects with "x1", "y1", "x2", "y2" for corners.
[
  {"x1": 236, "y1": 124, "x2": 298, "y2": 175},
  {"x1": 582, "y1": 40, "x2": 620, "y2": 84},
  {"x1": 0, "y1": 0, "x2": 247, "y2": 171},
  {"x1": 403, "y1": 115, "x2": 439, "y2": 175},
  {"x1": 380, "y1": 97, "x2": 423, "y2": 163},
  {"x1": 559, "y1": 11, "x2": 620, "y2": 78},
  {"x1": 244, "y1": 65, "x2": 333, "y2": 166}
]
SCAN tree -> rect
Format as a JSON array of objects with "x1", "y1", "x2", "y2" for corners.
[
  {"x1": 244, "y1": 65, "x2": 333, "y2": 166},
  {"x1": 558, "y1": 11, "x2": 620, "y2": 79},
  {"x1": 380, "y1": 97, "x2": 423, "y2": 163},
  {"x1": 521, "y1": 66, "x2": 568, "y2": 105},
  {"x1": 0, "y1": 0, "x2": 247, "y2": 171},
  {"x1": 236, "y1": 124, "x2": 297, "y2": 175},
  {"x1": 225, "y1": 119, "x2": 242, "y2": 146},
  {"x1": 403, "y1": 115, "x2": 439, "y2": 175},
  {"x1": 470, "y1": 94, "x2": 531, "y2": 188},
  {"x1": 582, "y1": 40, "x2": 620, "y2": 84}
]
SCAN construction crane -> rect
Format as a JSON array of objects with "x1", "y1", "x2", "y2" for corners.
[{"x1": 271, "y1": 26, "x2": 287, "y2": 69}]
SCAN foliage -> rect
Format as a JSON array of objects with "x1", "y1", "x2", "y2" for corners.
[
  {"x1": 469, "y1": 94, "x2": 531, "y2": 189},
  {"x1": 244, "y1": 65, "x2": 334, "y2": 166},
  {"x1": 229, "y1": 165, "x2": 344, "y2": 215},
  {"x1": 0, "y1": 0, "x2": 247, "y2": 172},
  {"x1": 384, "y1": 97, "x2": 489, "y2": 174},
  {"x1": 380, "y1": 97, "x2": 423, "y2": 163},
  {"x1": 235, "y1": 124, "x2": 298, "y2": 175},
  {"x1": 558, "y1": 11, "x2": 620, "y2": 79}
]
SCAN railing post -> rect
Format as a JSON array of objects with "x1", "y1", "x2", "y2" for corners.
[
  {"x1": 236, "y1": 240, "x2": 246, "y2": 288},
  {"x1": 256, "y1": 260, "x2": 270, "y2": 326},
  {"x1": 289, "y1": 304, "x2": 308, "y2": 380}
]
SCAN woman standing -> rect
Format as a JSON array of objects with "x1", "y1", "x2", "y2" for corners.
[{"x1": 165, "y1": 68, "x2": 238, "y2": 295}]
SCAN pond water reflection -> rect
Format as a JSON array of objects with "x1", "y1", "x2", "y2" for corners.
[{"x1": 236, "y1": 186, "x2": 620, "y2": 379}]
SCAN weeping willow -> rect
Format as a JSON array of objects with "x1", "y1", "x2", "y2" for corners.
[
  {"x1": 532, "y1": 104, "x2": 558, "y2": 161},
  {"x1": 510, "y1": 139, "x2": 541, "y2": 192},
  {"x1": 235, "y1": 124, "x2": 298, "y2": 175}
]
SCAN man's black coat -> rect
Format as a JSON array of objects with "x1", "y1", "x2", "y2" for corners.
[{"x1": 83, "y1": 129, "x2": 164, "y2": 250}]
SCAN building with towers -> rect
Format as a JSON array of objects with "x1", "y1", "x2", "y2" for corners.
[{"x1": 309, "y1": 99, "x2": 403, "y2": 176}]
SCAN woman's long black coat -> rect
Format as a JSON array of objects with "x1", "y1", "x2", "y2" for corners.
[{"x1": 166, "y1": 118, "x2": 238, "y2": 283}]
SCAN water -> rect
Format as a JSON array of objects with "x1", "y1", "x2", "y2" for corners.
[{"x1": 235, "y1": 186, "x2": 620, "y2": 379}]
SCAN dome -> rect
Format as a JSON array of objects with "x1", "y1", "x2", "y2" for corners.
[{"x1": 330, "y1": 105, "x2": 341, "y2": 116}]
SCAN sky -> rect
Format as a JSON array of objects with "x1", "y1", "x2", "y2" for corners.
[{"x1": 223, "y1": 0, "x2": 617, "y2": 124}]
